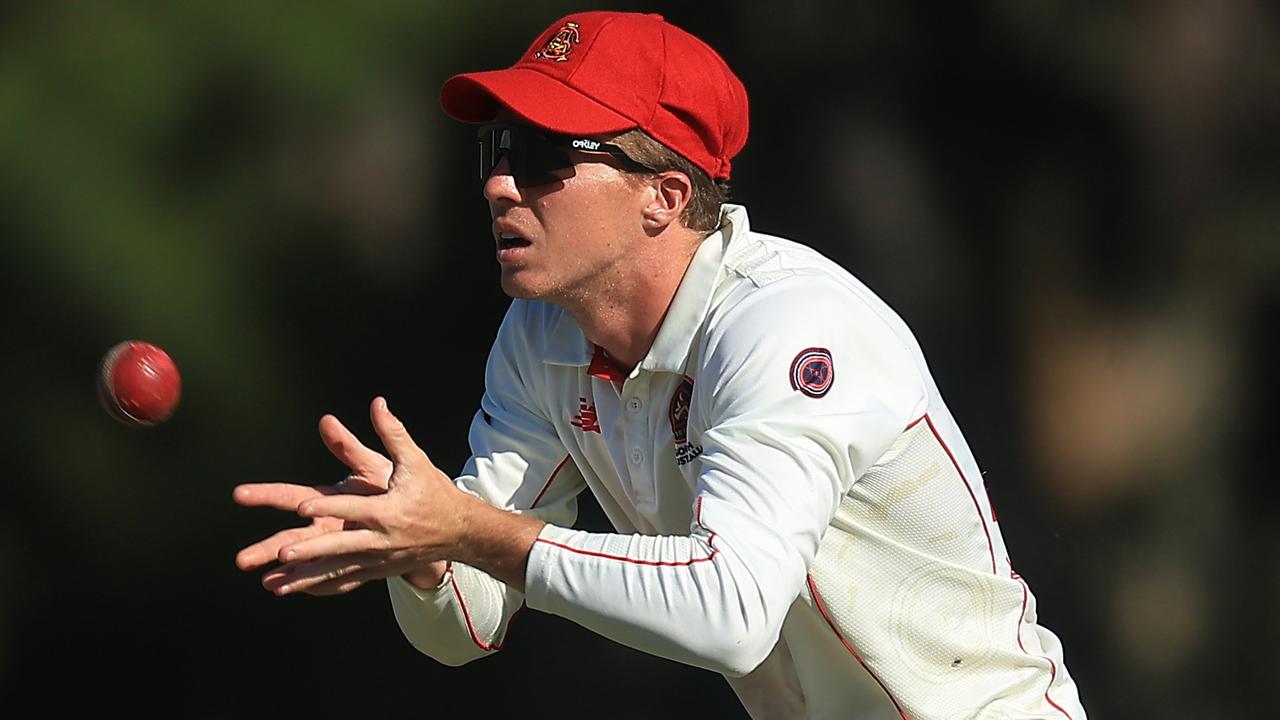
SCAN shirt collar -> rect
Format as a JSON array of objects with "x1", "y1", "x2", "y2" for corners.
[
  {"x1": 640, "y1": 204, "x2": 748, "y2": 374},
  {"x1": 544, "y1": 306, "x2": 593, "y2": 366},
  {"x1": 541, "y1": 204, "x2": 751, "y2": 374}
]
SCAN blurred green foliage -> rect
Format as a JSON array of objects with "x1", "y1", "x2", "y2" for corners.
[{"x1": 2, "y1": 1, "x2": 1276, "y2": 717}]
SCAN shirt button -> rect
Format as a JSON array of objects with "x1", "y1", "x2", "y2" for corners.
[
  {"x1": 629, "y1": 448, "x2": 644, "y2": 465},
  {"x1": 626, "y1": 398, "x2": 643, "y2": 413}
]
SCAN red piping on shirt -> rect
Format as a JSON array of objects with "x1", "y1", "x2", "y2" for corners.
[
  {"x1": 451, "y1": 575, "x2": 526, "y2": 653},
  {"x1": 1014, "y1": 575, "x2": 1074, "y2": 719},
  {"x1": 923, "y1": 414, "x2": 997, "y2": 574},
  {"x1": 807, "y1": 574, "x2": 909, "y2": 720},
  {"x1": 533, "y1": 496, "x2": 718, "y2": 567},
  {"x1": 451, "y1": 453, "x2": 571, "y2": 653},
  {"x1": 530, "y1": 454, "x2": 572, "y2": 509}
]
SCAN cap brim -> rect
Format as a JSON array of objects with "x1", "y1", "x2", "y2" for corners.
[{"x1": 441, "y1": 67, "x2": 637, "y2": 136}]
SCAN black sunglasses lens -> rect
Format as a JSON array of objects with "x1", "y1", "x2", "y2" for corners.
[
  {"x1": 478, "y1": 125, "x2": 510, "y2": 181},
  {"x1": 478, "y1": 124, "x2": 575, "y2": 188},
  {"x1": 519, "y1": 129, "x2": 575, "y2": 187}
]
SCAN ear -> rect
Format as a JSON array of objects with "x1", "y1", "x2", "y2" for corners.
[{"x1": 640, "y1": 171, "x2": 693, "y2": 232}]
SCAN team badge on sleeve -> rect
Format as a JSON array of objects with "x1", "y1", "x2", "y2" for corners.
[{"x1": 790, "y1": 347, "x2": 834, "y2": 398}]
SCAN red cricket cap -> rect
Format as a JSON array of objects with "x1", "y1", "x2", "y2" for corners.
[{"x1": 440, "y1": 11, "x2": 749, "y2": 180}]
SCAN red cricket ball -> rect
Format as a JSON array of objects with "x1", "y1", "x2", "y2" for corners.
[{"x1": 97, "y1": 340, "x2": 182, "y2": 427}]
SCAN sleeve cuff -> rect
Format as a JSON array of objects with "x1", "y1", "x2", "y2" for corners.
[{"x1": 388, "y1": 561, "x2": 454, "y2": 600}]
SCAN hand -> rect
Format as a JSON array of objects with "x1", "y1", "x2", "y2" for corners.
[{"x1": 234, "y1": 397, "x2": 455, "y2": 595}]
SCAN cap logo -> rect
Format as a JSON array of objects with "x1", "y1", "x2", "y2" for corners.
[
  {"x1": 790, "y1": 347, "x2": 834, "y2": 398},
  {"x1": 534, "y1": 21, "x2": 581, "y2": 62}
]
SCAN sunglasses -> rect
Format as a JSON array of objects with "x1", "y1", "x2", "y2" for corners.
[{"x1": 478, "y1": 123, "x2": 651, "y2": 188}]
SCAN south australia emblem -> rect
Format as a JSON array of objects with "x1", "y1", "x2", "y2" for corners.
[{"x1": 535, "y1": 22, "x2": 581, "y2": 62}]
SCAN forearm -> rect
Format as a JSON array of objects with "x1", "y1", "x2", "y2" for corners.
[
  {"x1": 452, "y1": 494, "x2": 546, "y2": 592},
  {"x1": 522, "y1": 502, "x2": 805, "y2": 677}
]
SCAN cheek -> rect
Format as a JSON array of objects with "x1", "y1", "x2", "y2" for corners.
[
  {"x1": 585, "y1": 176, "x2": 643, "y2": 226},
  {"x1": 540, "y1": 175, "x2": 638, "y2": 238}
]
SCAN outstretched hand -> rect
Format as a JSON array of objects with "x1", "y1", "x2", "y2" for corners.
[{"x1": 234, "y1": 397, "x2": 461, "y2": 596}]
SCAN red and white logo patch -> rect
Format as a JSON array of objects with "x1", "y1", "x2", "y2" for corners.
[{"x1": 790, "y1": 347, "x2": 834, "y2": 398}]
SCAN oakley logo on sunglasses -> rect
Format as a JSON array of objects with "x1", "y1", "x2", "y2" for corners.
[{"x1": 479, "y1": 123, "x2": 651, "y2": 188}]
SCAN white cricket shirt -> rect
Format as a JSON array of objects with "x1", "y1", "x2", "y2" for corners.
[{"x1": 388, "y1": 205, "x2": 1087, "y2": 719}]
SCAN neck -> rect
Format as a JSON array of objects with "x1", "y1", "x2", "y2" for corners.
[{"x1": 562, "y1": 226, "x2": 704, "y2": 373}]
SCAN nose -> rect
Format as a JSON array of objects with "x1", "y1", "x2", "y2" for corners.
[{"x1": 483, "y1": 155, "x2": 521, "y2": 206}]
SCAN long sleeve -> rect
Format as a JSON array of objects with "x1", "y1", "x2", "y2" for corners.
[
  {"x1": 387, "y1": 302, "x2": 585, "y2": 665},
  {"x1": 522, "y1": 274, "x2": 927, "y2": 676}
]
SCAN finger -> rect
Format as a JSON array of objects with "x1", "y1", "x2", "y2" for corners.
[
  {"x1": 370, "y1": 397, "x2": 431, "y2": 468},
  {"x1": 278, "y1": 527, "x2": 384, "y2": 564},
  {"x1": 306, "y1": 577, "x2": 368, "y2": 596},
  {"x1": 261, "y1": 565, "x2": 291, "y2": 591},
  {"x1": 325, "y1": 475, "x2": 386, "y2": 497},
  {"x1": 233, "y1": 483, "x2": 325, "y2": 511},
  {"x1": 236, "y1": 525, "x2": 323, "y2": 570},
  {"x1": 303, "y1": 567, "x2": 374, "y2": 596},
  {"x1": 296, "y1": 494, "x2": 381, "y2": 527},
  {"x1": 268, "y1": 558, "x2": 370, "y2": 596},
  {"x1": 319, "y1": 414, "x2": 392, "y2": 479}
]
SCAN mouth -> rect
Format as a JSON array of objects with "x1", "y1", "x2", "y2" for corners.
[
  {"x1": 497, "y1": 232, "x2": 532, "y2": 251},
  {"x1": 493, "y1": 222, "x2": 533, "y2": 264}
]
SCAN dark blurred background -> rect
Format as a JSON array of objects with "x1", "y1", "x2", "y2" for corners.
[{"x1": 2, "y1": 1, "x2": 1276, "y2": 717}]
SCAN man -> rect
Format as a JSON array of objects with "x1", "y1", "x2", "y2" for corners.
[{"x1": 235, "y1": 11, "x2": 1087, "y2": 719}]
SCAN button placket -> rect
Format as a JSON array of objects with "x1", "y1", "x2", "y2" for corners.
[{"x1": 621, "y1": 375, "x2": 652, "y2": 498}]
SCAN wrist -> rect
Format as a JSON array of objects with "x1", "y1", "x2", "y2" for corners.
[{"x1": 452, "y1": 499, "x2": 545, "y2": 593}]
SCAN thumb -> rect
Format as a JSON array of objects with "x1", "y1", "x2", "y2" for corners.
[{"x1": 370, "y1": 396, "x2": 430, "y2": 468}]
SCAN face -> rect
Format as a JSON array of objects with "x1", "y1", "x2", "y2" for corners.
[{"x1": 482, "y1": 125, "x2": 650, "y2": 304}]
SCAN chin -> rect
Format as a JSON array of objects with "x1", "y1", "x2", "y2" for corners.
[{"x1": 499, "y1": 272, "x2": 542, "y2": 301}]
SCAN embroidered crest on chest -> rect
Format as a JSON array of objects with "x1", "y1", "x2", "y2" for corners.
[{"x1": 669, "y1": 376, "x2": 703, "y2": 466}]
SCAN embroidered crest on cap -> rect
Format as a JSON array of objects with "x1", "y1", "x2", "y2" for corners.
[
  {"x1": 535, "y1": 21, "x2": 581, "y2": 62},
  {"x1": 790, "y1": 347, "x2": 834, "y2": 398}
]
